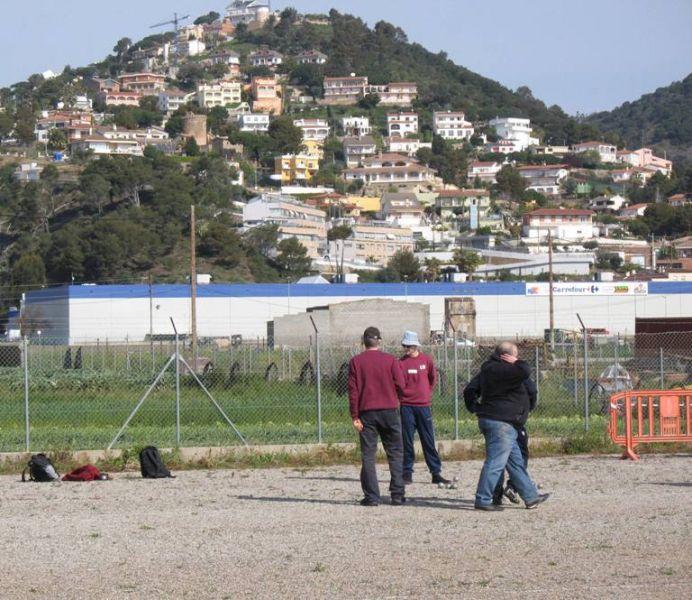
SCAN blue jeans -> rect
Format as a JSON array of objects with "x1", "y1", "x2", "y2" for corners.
[
  {"x1": 401, "y1": 405, "x2": 442, "y2": 476},
  {"x1": 475, "y1": 418, "x2": 539, "y2": 506}
]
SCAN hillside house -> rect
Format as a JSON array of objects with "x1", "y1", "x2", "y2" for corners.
[
  {"x1": 251, "y1": 76, "x2": 282, "y2": 114},
  {"x1": 296, "y1": 49, "x2": 327, "y2": 64},
  {"x1": 385, "y1": 136, "x2": 431, "y2": 157},
  {"x1": 588, "y1": 194, "x2": 626, "y2": 213},
  {"x1": 517, "y1": 164, "x2": 569, "y2": 195},
  {"x1": 238, "y1": 113, "x2": 270, "y2": 132},
  {"x1": 343, "y1": 154, "x2": 437, "y2": 191},
  {"x1": 274, "y1": 154, "x2": 320, "y2": 184},
  {"x1": 225, "y1": 0, "x2": 272, "y2": 27},
  {"x1": 196, "y1": 81, "x2": 242, "y2": 108},
  {"x1": 248, "y1": 48, "x2": 283, "y2": 68},
  {"x1": 118, "y1": 73, "x2": 166, "y2": 94},
  {"x1": 467, "y1": 161, "x2": 502, "y2": 184},
  {"x1": 572, "y1": 141, "x2": 617, "y2": 163},
  {"x1": 367, "y1": 82, "x2": 418, "y2": 106},
  {"x1": 433, "y1": 111, "x2": 474, "y2": 140},
  {"x1": 97, "y1": 90, "x2": 143, "y2": 107},
  {"x1": 343, "y1": 136, "x2": 377, "y2": 167},
  {"x1": 158, "y1": 88, "x2": 194, "y2": 115},
  {"x1": 619, "y1": 203, "x2": 649, "y2": 219},
  {"x1": 522, "y1": 208, "x2": 595, "y2": 241},
  {"x1": 379, "y1": 192, "x2": 425, "y2": 228},
  {"x1": 484, "y1": 139, "x2": 523, "y2": 154},
  {"x1": 435, "y1": 189, "x2": 490, "y2": 221},
  {"x1": 328, "y1": 221, "x2": 414, "y2": 266},
  {"x1": 243, "y1": 193, "x2": 327, "y2": 260},
  {"x1": 617, "y1": 148, "x2": 672, "y2": 176},
  {"x1": 387, "y1": 112, "x2": 418, "y2": 137},
  {"x1": 323, "y1": 75, "x2": 369, "y2": 103},
  {"x1": 342, "y1": 116, "x2": 371, "y2": 136},
  {"x1": 488, "y1": 117, "x2": 539, "y2": 151}
]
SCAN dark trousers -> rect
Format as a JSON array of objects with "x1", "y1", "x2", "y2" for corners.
[
  {"x1": 493, "y1": 425, "x2": 529, "y2": 501},
  {"x1": 359, "y1": 408, "x2": 405, "y2": 502},
  {"x1": 400, "y1": 404, "x2": 442, "y2": 476}
]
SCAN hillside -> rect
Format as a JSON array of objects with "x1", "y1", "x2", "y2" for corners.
[{"x1": 586, "y1": 73, "x2": 692, "y2": 165}]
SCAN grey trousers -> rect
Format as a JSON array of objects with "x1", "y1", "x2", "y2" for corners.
[{"x1": 359, "y1": 408, "x2": 405, "y2": 502}]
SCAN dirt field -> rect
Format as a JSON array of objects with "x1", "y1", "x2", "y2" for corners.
[{"x1": 1, "y1": 454, "x2": 691, "y2": 599}]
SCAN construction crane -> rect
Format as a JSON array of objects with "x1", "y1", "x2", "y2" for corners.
[{"x1": 150, "y1": 12, "x2": 190, "y2": 33}]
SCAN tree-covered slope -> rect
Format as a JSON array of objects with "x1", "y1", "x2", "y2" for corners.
[{"x1": 586, "y1": 73, "x2": 692, "y2": 163}]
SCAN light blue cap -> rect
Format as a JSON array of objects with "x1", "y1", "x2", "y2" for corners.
[{"x1": 401, "y1": 330, "x2": 421, "y2": 346}]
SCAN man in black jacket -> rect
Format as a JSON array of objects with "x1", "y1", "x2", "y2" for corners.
[
  {"x1": 464, "y1": 342, "x2": 549, "y2": 511},
  {"x1": 465, "y1": 373, "x2": 537, "y2": 504}
]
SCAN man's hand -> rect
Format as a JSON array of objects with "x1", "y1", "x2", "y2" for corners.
[
  {"x1": 500, "y1": 353, "x2": 518, "y2": 364},
  {"x1": 352, "y1": 418, "x2": 364, "y2": 432}
]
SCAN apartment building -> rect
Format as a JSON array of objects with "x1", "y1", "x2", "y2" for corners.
[
  {"x1": 433, "y1": 111, "x2": 474, "y2": 140},
  {"x1": 343, "y1": 136, "x2": 377, "y2": 167},
  {"x1": 330, "y1": 221, "x2": 414, "y2": 266},
  {"x1": 238, "y1": 112, "x2": 270, "y2": 132},
  {"x1": 274, "y1": 154, "x2": 320, "y2": 184},
  {"x1": 251, "y1": 76, "x2": 282, "y2": 114},
  {"x1": 522, "y1": 208, "x2": 596, "y2": 241},
  {"x1": 118, "y1": 73, "x2": 166, "y2": 94},
  {"x1": 196, "y1": 81, "x2": 242, "y2": 108}
]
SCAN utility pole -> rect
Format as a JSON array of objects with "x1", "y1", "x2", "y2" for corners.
[
  {"x1": 148, "y1": 273, "x2": 154, "y2": 371},
  {"x1": 548, "y1": 230, "x2": 555, "y2": 352},
  {"x1": 190, "y1": 205, "x2": 198, "y2": 369}
]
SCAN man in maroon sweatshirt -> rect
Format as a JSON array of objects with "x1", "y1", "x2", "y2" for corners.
[
  {"x1": 399, "y1": 330, "x2": 452, "y2": 486},
  {"x1": 348, "y1": 326, "x2": 406, "y2": 506}
]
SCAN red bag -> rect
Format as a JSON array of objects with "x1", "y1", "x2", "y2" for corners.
[{"x1": 62, "y1": 464, "x2": 103, "y2": 481}]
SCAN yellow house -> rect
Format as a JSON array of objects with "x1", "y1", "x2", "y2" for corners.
[
  {"x1": 275, "y1": 154, "x2": 320, "y2": 184},
  {"x1": 346, "y1": 195, "x2": 381, "y2": 213}
]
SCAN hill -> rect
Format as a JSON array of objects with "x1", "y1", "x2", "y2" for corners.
[{"x1": 586, "y1": 73, "x2": 692, "y2": 165}]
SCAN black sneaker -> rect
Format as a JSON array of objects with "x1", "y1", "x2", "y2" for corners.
[
  {"x1": 391, "y1": 496, "x2": 406, "y2": 506},
  {"x1": 403, "y1": 474, "x2": 413, "y2": 485},
  {"x1": 359, "y1": 498, "x2": 379, "y2": 507},
  {"x1": 503, "y1": 485, "x2": 520, "y2": 505},
  {"x1": 474, "y1": 503, "x2": 503, "y2": 511},
  {"x1": 431, "y1": 473, "x2": 452, "y2": 485},
  {"x1": 492, "y1": 496, "x2": 503, "y2": 506},
  {"x1": 525, "y1": 493, "x2": 551, "y2": 510}
]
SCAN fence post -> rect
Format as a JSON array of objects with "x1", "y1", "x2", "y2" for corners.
[
  {"x1": 573, "y1": 336, "x2": 578, "y2": 406},
  {"x1": 172, "y1": 321, "x2": 181, "y2": 446},
  {"x1": 583, "y1": 330, "x2": 590, "y2": 432},
  {"x1": 659, "y1": 348, "x2": 664, "y2": 388},
  {"x1": 447, "y1": 319, "x2": 459, "y2": 441},
  {"x1": 309, "y1": 317, "x2": 322, "y2": 443},
  {"x1": 23, "y1": 336, "x2": 30, "y2": 451},
  {"x1": 535, "y1": 345, "x2": 540, "y2": 407}
]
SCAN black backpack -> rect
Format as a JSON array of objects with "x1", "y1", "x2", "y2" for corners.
[
  {"x1": 139, "y1": 446, "x2": 174, "y2": 479},
  {"x1": 22, "y1": 453, "x2": 60, "y2": 482}
]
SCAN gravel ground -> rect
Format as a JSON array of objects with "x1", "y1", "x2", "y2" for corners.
[{"x1": 1, "y1": 454, "x2": 691, "y2": 599}]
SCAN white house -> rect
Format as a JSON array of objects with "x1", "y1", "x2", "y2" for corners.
[
  {"x1": 467, "y1": 161, "x2": 502, "y2": 184},
  {"x1": 387, "y1": 112, "x2": 418, "y2": 137},
  {"x1": 619, "y1": 203, "x2": 650, "y2": 219},
  {"x1": 386, "y1": 136, "x2": 431, "y2": 157},
  {"x1": 248, "y1": 49, "x2": 283, "y2": 67},
  {"x1": 293, "y1": 118, "x2": 330, "y2": 142},
  {"x1": 379, "y1": 192, "x2": 425, "y2": 228},
  {"x1": 242, "y1": 193, "x2": 327, "y2": 260},
  {"x1": 517, "y1": 164, "x2": 569, "y2": 195},
  {"x1": 522, "y1": 208, "x2": 596, "y2": 241},
  {"x1": 342, "y1": 116, "x2": 371, "y2": 136},
  {"x1": 343, "y1": 136, "x2": 377, "y2": 167},
  {"x1": 238, "y1": 112, "x2": 270, "y2": 132},
  {"x1": 158, "y1": 88, "x2": 194, "y2": 115},
  {"x1": 343, "y1": 154, "x2": 437, "y2": 190},
  {"x1": 14, "y1": 162, "x2": 43, "y2": 183},
  {"x1": 484, "y1": 139, "x2": 524, "y2": 154},
  {"x1": 196, "y1": 81, "x2": 242, "y2": 108},
  {"x1": 433, "y1": 111, "x2": 474, "y2": 140},
  {"x1": 296, "y1": 49, "x2": 327, "y2": 64},
  {"x1": 488, "y1": 117, "x2": 539, "y2": 151},
  {"x1": 572, "y1": 141, "x2": 617, "y2": 163},
  {"x1": 174, "y1": 39, "x2": 206, "y2": 58},
  {"x1": 588, "y1": 194, "x2": 626, "y2": 212}
]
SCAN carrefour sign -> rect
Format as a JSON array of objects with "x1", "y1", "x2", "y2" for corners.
[{"x1": 525, "y1": 282, "x2": 648, "y2": 296}]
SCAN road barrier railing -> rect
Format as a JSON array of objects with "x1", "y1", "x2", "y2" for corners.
[{"x1": 609, "y1": 389, "x2": 692, "y2": 460}]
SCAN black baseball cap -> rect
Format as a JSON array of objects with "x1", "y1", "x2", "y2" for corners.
[{"x1": 363, "y1": 326, "x2": 381, "y2": 341}]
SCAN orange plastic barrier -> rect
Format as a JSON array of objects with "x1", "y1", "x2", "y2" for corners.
[{"x1": 608, "y1": 389, "x2": 692, "y2": 460}]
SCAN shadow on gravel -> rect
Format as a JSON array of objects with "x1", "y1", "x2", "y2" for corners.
[
  {"x1": 285, "y1": 475, "x2": 360, "y2": 482},
  {"x1": 646, "y1": 482, "x2": 692, "y2": 487},
  {"x1": 236, "y1": 495, "x2": 356, "y2": 506}
]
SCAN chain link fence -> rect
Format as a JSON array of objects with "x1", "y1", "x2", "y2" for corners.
[{"x1": 0, "y1": 331, "x2": 690, "y2": 452}]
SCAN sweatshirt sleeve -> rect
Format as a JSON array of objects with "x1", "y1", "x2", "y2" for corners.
[
  {"x1": 347, "y1": 358, "x2": 360, "y2": 419},
  {"x1": 524, "y1": 378, "x2": 538, "y2": 410},
  {"x1": 463, "y1": 372, "x2": 482, "y2": 413},
  {"x1": 392, "y1": 358, "x2": 405, "y2": 398},
  {"x1": 428, "y1": 355, "x2": 437, "y2": 390}
]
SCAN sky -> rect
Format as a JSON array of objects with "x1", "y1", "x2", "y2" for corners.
[{"x1": 1, "y1": 0, "x2": 691, "y2": 115}]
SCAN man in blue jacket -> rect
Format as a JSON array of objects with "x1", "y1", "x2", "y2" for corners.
[{"x1": 463, "y1": 342, "x2": 549, "y2": 511}]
